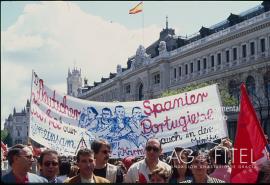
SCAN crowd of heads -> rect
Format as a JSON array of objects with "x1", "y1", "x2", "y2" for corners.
[{"x1": 2, "y1": 136, "x2": 270, "y2": 183}]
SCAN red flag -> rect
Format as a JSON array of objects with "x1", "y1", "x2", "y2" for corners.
[{"x1": 230, "y1": 83, "x2": 268, "y2": 183}]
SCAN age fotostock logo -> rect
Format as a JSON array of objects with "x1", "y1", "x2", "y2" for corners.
[{"x1": 168, "y1": 147, "x2": 262, "y2": 168}]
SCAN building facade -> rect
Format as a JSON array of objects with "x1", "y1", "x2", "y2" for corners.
[
  {"x1": 67, "y1": 67, "x2": 82, "y2": 97},
  {"x1": 76, "y1": 2, "x2": 270, "y2": 140},
  {"x1": 4, "y1": 100, "x2": 30, "y2": 146}
]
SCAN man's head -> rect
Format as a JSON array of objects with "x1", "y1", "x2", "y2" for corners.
[
  {"x1": 132, "y1": 107, "x2": 142, "y2": 120},
  {"x1": 115, "y1": 105, "x2": 125, "y2": 119},
  {"x1": 76, "y1": 148, "x2": 95, "y2": 178},
  {"x1": 7, "y1": 144, "x2": 34, "y2": 172},
  {"x1": 38, "y1": 149, "x2": 60, "y2": 181},
  {"x1": 91, "y1": 140, "x2": 111, "y2": 165},
  {"x1": 102, "y1": 108, "x2": 112, "y2": 121},
  {"x1": 145, "y1": 138, "x2": 162, "y2": 162},
  {"x1": 149, "y1": 166, "x2": 170, "y2": 183}
]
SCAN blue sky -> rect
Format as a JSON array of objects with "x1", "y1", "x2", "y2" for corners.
[{"x1": 1, "y1": 1, "x2": 262, "y2": 129}]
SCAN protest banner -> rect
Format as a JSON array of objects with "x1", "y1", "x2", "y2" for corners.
[{"x1": 29, "y1": 71, "x2": 228, "y2": 157}]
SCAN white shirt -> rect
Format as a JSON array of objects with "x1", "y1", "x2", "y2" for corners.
[{"x1": 124, "y1": 159, "x2": 171, "y2": 183}]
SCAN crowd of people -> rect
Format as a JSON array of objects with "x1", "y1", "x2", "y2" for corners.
[{"x1": 1, "y1": 137, "x2": 270, "y2": 183}]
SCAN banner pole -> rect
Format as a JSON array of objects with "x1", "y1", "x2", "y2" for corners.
[{"x1": 28, "y1": 69, "x2": 34, "y2": 145}]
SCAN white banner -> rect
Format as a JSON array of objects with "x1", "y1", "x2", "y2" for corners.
[{"x1": 29, "y1": 71, "x2": 228, "y2": 157}]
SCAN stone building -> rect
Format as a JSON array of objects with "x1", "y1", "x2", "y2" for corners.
[
  {"x1": 4, "y1": 100, "x2": 30, "y2": 146},
  {"x1": 75, "y1": 2, "x2": 270, "y2": 139},
  {"x1": 67, "y1": 67, "x2": 82, "y2": 97}
]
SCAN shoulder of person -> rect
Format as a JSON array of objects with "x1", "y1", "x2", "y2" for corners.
[
  {"x1": 107, "y1": 163, "x2": 118, "y2": 170},
  {"x1": 94, "y1": 175, "x2": 111, "y2": 183},
  {"x1": 64, "y1": 175, "x2": 81, "y2": 183},
  {"x1": 1, "y1": 171, "x2": 14, "y2": 182},
  {"x1": 27, "y1": 172, "x2": 48, "y2": 182}
]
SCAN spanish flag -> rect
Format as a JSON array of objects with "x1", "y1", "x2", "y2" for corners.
[{"x1": 129, "y1": 2, "x2": 143, "y2": 14}]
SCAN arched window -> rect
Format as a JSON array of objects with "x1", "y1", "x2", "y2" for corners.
[
  {"x1": 246, "y1": 76, "x2": 256, "y2": 97},
  {"x1": 264, "y1": 71, "x2": 270, "y2": 98},
  {"x1": 138, "y1": 83, "x2": 144, "y2": 101},
  {"x1": 228, "y1": 80, "x2": 240, "y2": 102}
]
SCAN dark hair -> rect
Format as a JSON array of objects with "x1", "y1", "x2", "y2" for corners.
[
  {"x1": 102, "y1": 107, "x2": 112, "y2": 115},
  {"x1": 190, "y1": 150, "x2": 210, "y2": 165},
  {"x1": 76, "y1": 148, "x2": 94, "y2": 162},
  {"x1": 87, "y1": 106, "x2": 98, "y2": 117},
  {"x1": 38, "y1": 149, "x2": 59, "y2": 165},
  {"x1": 59, "y1": 160, "x2": 71, "y2": 176},
  {"x1": 170, "y1": 147, "x2": 192, "y2": 179},
  {"x1": 132, "y1": 107, "x2": 141, "y2": 114},
  {"x1": 209, "y1": 146, "x2": 229, "y2": 165},
  {"x1": 7, "y1": 144, "x2": 27, "y2": 166},
  {"x1": 115, "y1": 105, "x2": 124, "y2": 112},
  {"x1": 91, "y1": 140, "x2": 111, "y2": 154}
]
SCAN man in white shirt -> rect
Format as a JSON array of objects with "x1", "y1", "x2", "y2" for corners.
[{"x1": 125, "y1": 138, "x2": 171, "y2": 183}]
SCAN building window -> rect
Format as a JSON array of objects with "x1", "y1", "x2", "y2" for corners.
[
  {"x1": 174, "y1": 68, "x2": 177, "y2": 79},
  {"x1": 125, "y1": 84, "x2": 131, "y2": 94},
  {"x1": 211, "y1": 55, "x2": 215, "y2": 67},
  {"x1": 233, "y1": 48, "x2": 237, "y2": 60},
  {"x1": 197, "y1": 60, "x2": 201, "y2": 71},
  {"x1": 185, "y1": 64, "x2": 188, "y2": 75},
  {"x1": 242, "y1": 44, "x2": 247, "y2": 58},
  {"x1": 226, "y1": 50, "x2": 230, "y2": 62},
  {"x1": 203, "y1": 58, "x2": 207, "y2": 69},
  {"x1": 190, "y1": 63, "x2": 193, "y2": 73},
  {"x1": 228, "y1": 80, "x2": 240, "y2": 103},
  {"x1": 246, "y1": 76, "x2": 256, "y2": 97},
  {"x1": 250, "y1": 42, "x2": 255, "y2": 55},
  {"x1": 264, "y1": 71, "x2": 270, "y2": 98},
  {"x1": 217, "y1": 53, "x2": 221, "y2": 65},
  {"x1": 178, "y1": 66, "x2": 182, "y2": 77},
  {"x1": 154, "y1": 73, "x2": 160, "y2": 84},
  {"x1": 260, "y1": 38, "x2": 265, "y2": 52}
]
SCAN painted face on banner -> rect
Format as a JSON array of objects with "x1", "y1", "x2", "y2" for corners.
[
  {"x1": 132, "y1": 107, "x2": 142, "y2": 121},
  {"x1": 87, "y1": 108, "x2": 97, "y2": 120},
  {"x1": 102, "y1": 110, "x2": 111, "y2": 121},
  {"x1": 115, "y1": 107, "x2": 125, "y2": 119}
]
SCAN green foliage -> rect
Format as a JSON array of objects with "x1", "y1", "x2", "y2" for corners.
[
  {"x1": 160, "y1": 81, "x2": 238, "y2": 107},
  {"x1": 2, "y1": 130, "x2": 12, "y2": 147},
  {"x1": 1, "y1": 130, "x2": 8, "y2": 141}
]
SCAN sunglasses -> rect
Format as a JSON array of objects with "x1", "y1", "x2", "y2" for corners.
[
  {"x1": 101, "y1": 150, "x2": 111, "y2": 154},
  {"x1": 43, "y1": 161, "x2": 59, "y2": 167},
  {"x1": 145, "y1": 146, "x2": 160, "y2": 152}
]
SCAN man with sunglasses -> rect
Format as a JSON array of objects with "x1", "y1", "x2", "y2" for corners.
[
  {"x1": 125, "y1": 138, "x2": 171, "y2": 183},
  {"x1": 91, "y1": 139, "x2": 124, "y2": 183},
  {"x1": 38, "y1": 149, "x2": 63, "y2": 183},
  {"x1": 2, "y1": 144, "x2": 48, "y2": 183}
]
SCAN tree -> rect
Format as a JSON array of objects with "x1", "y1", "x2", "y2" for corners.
[
  {"x1": 160, "y1": 81, "x2": 238, "y2": 107},
  {"x1": 2, "y1": 131, "x2": 12, "y2": 147},
  {"x1": 1, "y1": 129, "x2": 8, "y2": 141}
]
